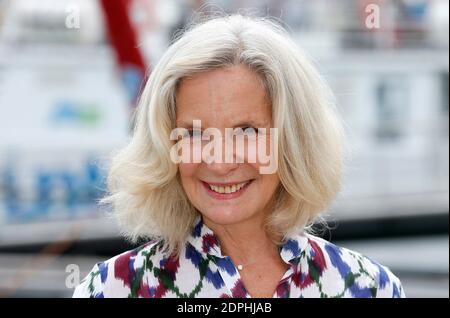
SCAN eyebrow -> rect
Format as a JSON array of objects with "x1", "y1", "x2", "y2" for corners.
[
  {"x1": 232, "y1": 120, "x2": 270, "y2": 128},
  {"x1": 176, "y1": 119, "x2": 269, "y2": 128}
]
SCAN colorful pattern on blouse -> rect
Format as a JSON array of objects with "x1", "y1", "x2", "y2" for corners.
[{"x1": 73, "y1": 217, "x2": 405, "y2": 298}]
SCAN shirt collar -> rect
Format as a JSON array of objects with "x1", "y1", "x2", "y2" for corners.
[{"x1": 186, "y1": 215, "x2": 308, "y2": 265}]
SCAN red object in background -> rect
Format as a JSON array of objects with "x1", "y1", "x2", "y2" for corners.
[{"x1": 99, "y1": 0, "x2": 148, "y2": 106}]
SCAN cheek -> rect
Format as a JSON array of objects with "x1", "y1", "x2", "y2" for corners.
[
  {"x1": 179, "y1": 163, "x2": 198, "y2": 175},
  {"x1": 242, "y1": 154, "x2": 279, "y2": 190},
  {"x1": 178, "y1": 163, "x2": 201, "y2": 186},
  {"x1": 255, "y1": 171, "x2": 280, "y2": 195}
]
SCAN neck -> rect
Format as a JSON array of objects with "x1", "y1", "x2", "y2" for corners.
[{"x1": 202, "y1": 214, "x2": 279, "y2": 262}]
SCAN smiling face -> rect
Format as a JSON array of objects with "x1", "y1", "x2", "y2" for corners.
[{"x1": 175, "y1": 65, "x2": 280, "y2": 227}]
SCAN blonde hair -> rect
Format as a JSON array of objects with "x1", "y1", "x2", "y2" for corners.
[{"x1": 103, "y1": 14, "x2": 344, "y2": 255}]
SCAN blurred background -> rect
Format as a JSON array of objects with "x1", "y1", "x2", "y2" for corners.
[{"x1": 0, "y1": 0, "x2": 448, "y2": 298}]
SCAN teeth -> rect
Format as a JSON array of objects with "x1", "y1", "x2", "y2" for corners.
[{"x1": 209, "y1": 181, "x2": 248, "y2": 194}]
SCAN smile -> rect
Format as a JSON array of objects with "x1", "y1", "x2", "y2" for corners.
[{"x1": 201, "y1": 180, "x2": 254, "y2": 200}]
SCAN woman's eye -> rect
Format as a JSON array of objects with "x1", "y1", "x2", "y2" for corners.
[
  {"x1": 184, "y1": 129, "x2": 202, "y2": 138},
  {"x1": 240, "y1": 126, "x2": 257, "y2": 135}
]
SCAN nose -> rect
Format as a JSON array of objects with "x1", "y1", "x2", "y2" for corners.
[{"x1": 204, "y1": 162, "x2": 239, "y2": 176}]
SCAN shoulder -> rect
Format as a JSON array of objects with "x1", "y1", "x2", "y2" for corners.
[
  {"x1": 300, "y1": 233, "x2": 405, "y2": 298},
  {"x1": 72, "y1": 240, "x2": 166, "y2": 298}
]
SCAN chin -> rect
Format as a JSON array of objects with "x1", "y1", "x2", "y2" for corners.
[{"x1": 201, "y1": 206, "x2": 254, "y2": 226}]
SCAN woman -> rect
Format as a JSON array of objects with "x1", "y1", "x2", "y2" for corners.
[{"x1": 73, "y1": 14, "x2": 405, "y2": 298}]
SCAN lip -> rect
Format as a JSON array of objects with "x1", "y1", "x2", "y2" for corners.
[{"x1": 201, "y1": 179, "x2": 254, "y2": 200}]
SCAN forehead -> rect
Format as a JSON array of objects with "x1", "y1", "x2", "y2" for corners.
[{"x1": 175, "y1": 65, "x2": 271, "y2": 127}]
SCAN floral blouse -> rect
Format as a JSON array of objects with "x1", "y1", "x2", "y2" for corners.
[{"x1": 73, "y1": 217, "x2": 405, "y2": 298}]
